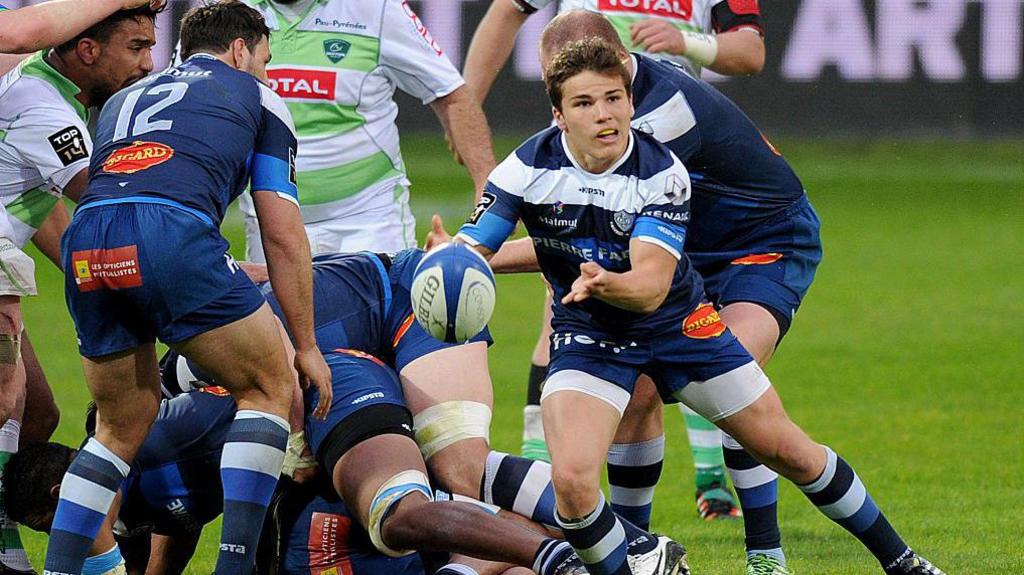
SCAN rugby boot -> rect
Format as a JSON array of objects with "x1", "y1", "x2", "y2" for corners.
[
  {"x1": 695, "y1": 482, "x2": 742, "y2": 521},
  {"x1": 890, "y1": 552, "x2": 946, "y2": 575},
  {"x1": 746, "y1": 554, "x2": 793, "y2": 575},
  {"x1": 627, "y1": 535, "x2": 689, "y2": 575},
  {"x1": 550, "y1": 551, "x2": 590, "y2": 575}
]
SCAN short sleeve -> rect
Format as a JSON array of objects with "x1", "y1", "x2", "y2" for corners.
[
  {"x1": 456, "y1": 153, "x2": 529, "y2": 251},
  {"x1": 710, "y1": 0, "x2": 764, "y2": 35},
  {"x1": 7, "y1": 105, "x2": 91, "y2": 192},
  {"x1": 380, "y1": 0, "x2": 464, "y2": 104},
  {"x1": 633, "y1": 157, "x2": 691, "y2": 259},
  {"x1": 250, "y1": 83, "x2": 298, "y2": 205}
]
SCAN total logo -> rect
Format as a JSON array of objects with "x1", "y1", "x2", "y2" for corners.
[
  {"x1": 598, "y1": 0, "x2": 692, "y2": 20},
  {"x1": 267, "y1": 69, "x2": 336, "y2": 100}
]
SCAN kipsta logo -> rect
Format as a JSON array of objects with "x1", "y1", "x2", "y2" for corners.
[{"x1": 324, "y1": 39, "x2": 351, "y2": 63}]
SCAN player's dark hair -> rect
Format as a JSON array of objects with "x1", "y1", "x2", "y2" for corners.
[
  {"x1": 544, "y1": 37, "x2": 631, "y2": 111},
  {"x1": 540, "y1": 10, "x2": 626, "y2": 66},
  {"x1": 4, "y1": 442, "x2": 75, "y2": 525},
  {"x1": 179, "y1": 0, "x2": 271, "y2": 61},
  {"x1": 54, "y1": 5, "x2": 163, "y2": 54}
]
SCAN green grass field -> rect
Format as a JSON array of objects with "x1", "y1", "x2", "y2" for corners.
[{"x1": 19, "y1": 137, "x2": 1024, "y2": 573}]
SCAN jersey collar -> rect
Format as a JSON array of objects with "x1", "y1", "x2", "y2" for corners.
[
  {"x1": 253, "y1": 0, "x2": 327, "y2": 31},
  {"x1": 18, "y1": 51, "x2": 88, "y2": 122}
]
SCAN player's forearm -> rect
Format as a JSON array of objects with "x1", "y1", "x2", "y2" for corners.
[
  {"x1": 489, "y1": 237, "x2": 539, "y2": 273},
  {"x1": 31, "y1": 201, "x2": 71, "y2": 270},
  {"x1": 260, "y1": 218, "x2": 317, "y2": 351},
  {"x1": 145, "y1": 533, "x2": 200, "y2": 575},
  {"x1": 590, "y1": 270, "x2": 669, "y2": 314},
  {"x1": 433, "y1": 87, "x2": 496, "y2": 195},
  {"x1": 0, "y1": 0, "x2": 125, "y2": 53},
  {"x1": 706, "y1": 29, "x2": 765, "y2": 76},
  {"x1": 462, "y1": 0, "x2": 530, "y2": 105}
]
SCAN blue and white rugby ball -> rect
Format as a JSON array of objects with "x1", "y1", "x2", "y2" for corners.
[{"x1": 410, "y1": 242, "x2": 496, "y2": 343}]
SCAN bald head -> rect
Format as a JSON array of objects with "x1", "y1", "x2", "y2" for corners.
[{"x1": 540, "y1": 10, "x2": 628, "y2": 68}]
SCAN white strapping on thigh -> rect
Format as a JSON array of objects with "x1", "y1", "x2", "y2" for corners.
[
  {"x1": 673, "y1": 361, "x2": 771, "y2": 422},
  {"x1": 541, "y1": 369, "x2": 631, "y2": 416}
]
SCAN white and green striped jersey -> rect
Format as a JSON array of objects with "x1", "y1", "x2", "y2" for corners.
[
  {"x1": 239, "y1": 0, "x2": 465, "y2": 225},
  {"x1": 516, "y1": 0, "x2": 757, "y2": 77},
  {"x1": 0, "y1": 52, "x2": 90, "y2": 246}
]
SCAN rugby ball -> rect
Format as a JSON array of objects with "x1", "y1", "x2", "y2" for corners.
[{"x1": 410, "y1": 242, "x2": 496, "y2": 343}]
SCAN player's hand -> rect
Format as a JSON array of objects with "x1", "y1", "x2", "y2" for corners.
[
  {"x1": 121, "y1": 0, "x2": 165, "y2": 9},
  {"x1": 294, "y1": 347, "x2": 333, "y2": 420},
  {"x1": 424, "y1": 214, "x2": 453, "y2": 250},
  {"x1": 630, "y1": 20, "x2": 686, "y2": 55},
  {"x1": 561, "y1": 261, "x2": 607, "y2": 304}
]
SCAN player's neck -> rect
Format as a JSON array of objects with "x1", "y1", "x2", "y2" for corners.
[
  {"x1": 564, "y1": 131, "x2": 632, "y2": 175},
  {"x1": 43, "y1": 50, "x2": 92, "y2": 109}
]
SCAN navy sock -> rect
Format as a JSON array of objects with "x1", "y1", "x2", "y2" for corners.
[
  {"x1": 723, "y1": 432, "x2": 783, "y2": 558},
  {"x1": 799, "y1": 447, "x2": 909, "y2": 569},
  {"x1": 215, "y1": 410, "x2": 288, "y2": 574},
  {"x1": 556, "y1": 494, "x2": 631, "y2": 575}
]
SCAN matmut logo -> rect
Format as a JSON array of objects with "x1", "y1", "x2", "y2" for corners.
[
  {"x1": 267, "y1": 69, "x2": 336, "y2": 100},
  {"x1": 598, "y1": 0, "x2": 692, "y2": 20}
]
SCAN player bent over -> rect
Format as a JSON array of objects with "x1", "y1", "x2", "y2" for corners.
[
  {"x1": 457, "y1": 38, "x2": 945, "y2": 575},
  {"x1": 48, "y1": 3, "x2": 332, "y2": 574}
]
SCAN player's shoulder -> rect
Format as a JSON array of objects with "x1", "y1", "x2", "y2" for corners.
[
  {"x1": 513, "y1": 126, "x2": 567, "y2": 171},
  {"x1": 0, "y1": 57, "x2": 83, "y2": 120},
  {"x1": 626, "y1": 129, "x2": 680, "y2": 178}
]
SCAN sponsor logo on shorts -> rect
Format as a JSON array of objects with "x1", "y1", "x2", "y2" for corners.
[
  {"x1": 47, "y1": 126, "x2": 88, "y2": 166},
  {"x1": 72, "y1": 245, "x2": 143, "y2": 292},
  {"x1": 308, "y1": 511, "x2": 353, "y2": 571},
  {"x1": 165, "y1": 498, "x2": 201, "y2": 532},
  {"x1": 468, "y1": 192, "x2": 495, "y2": 225},
  {"x1": 682, "y1": 302, "x2": 726, "y2": 339},
  {"x1": 102, "y1": 141, "x2": 174, "y2": 174},
  {"x1": 267, "y1": 69, "x2": 336, "y2": 100},
  {"x1": 198, "y1": 386, "x2": 231, "y2": 397},
  {"x1": 323, "y1": 38, "x2": 351, "y2": 63},
  {"x1": 598, "y1": 0, "x2": 692, "y2": 20},
  {"x1": 731, "y1": 253, "x2": 783, "y2": 265},
  {"x1": 352, "y1": 392, "x2": 386, "y2": 405},
  {"x1": 552, "y1": 332, "x2": 638, "y2": 354}
]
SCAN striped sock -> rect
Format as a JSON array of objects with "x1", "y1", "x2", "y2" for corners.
[
  {"x1": 723, "y1": 432, "x2": 784, "y2": 560},
  {"x1": 533, "y1": 538, "x2": 576, "y2": 575},
  {"x1": 799, "y1": 447, "x2": 909, "y2": 569},
  {"x1": 44, "y1": 438, "x2": 130, "y2": 575},
  {"x1": 216, "y1": 410, "x2": 288, "y2": 574},
  {"x1": 556, "y1": 494, "x2": 631, "y2": 575},
  {"x1": 481, "y1": 450, "x2": 557, "y2": 527},
  {"x1": 607, "y1": 435, "x2": 664, "y2": 531},
  {"x1": 0, "y1": 419, "x2": 31, "y2": 572},
  {"x1": 677, "y1": 404, "x2": 727, "y2": 489}
]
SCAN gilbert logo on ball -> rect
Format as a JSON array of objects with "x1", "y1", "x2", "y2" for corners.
[{"x1": 411, "y1": 243, "x2": 496, "y2": 343}]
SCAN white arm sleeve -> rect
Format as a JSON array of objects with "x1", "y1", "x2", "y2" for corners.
[{"x1": 379, "y1": 0, "x2": 465, "y2": 104}]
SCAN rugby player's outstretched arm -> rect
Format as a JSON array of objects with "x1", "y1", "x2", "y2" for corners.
[
  {"x1": 0, "y1": 0, "x2": 161, "y2": 53},
  {"x1": 251, "y1": 192, "x2": 332, "y2": 419},
  {"x1": 562, "y1": 238, "x2": 677, "y2": 314},
  {"x1": 462, "y1": 0, "x2": 531, "y2": 105},
  {"x1": 430, "y1": 86, "x2": 496, "y2": 195}
]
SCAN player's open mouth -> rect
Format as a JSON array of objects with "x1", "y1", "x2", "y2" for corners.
[{"x1": 596, "y1": 128, "x2": 618, "y2": 143}]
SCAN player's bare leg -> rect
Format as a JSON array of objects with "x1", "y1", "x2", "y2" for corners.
[
  {"x1": 19, "y1": 332, "x2": 59, "y2": 445},
  {"x1": 609, "y1": 377, "x2": 664, "y2": 531},
  {"x1": 399, "y1": 342, "x2": 493, "y2": 497},
  {"x1": 717, "y1": 302, "x2": 789, "y2": 571},
  {"x1": 707, "y1": 385, "x2": 945, "y2": 575},
  {"x1": 45, "y1": 344, "x2": 160, "y2": 574},
  {"x1": 171, "y1": 303, "x2": 295, "y2": 572},
  {"x1": 333, "y1": 433, "x2": 582, "y2": 574},
  {"x1": 0, "y1": 297, "x2": 31, "y2": 573},
  {"x1": 522, "y1": 291, "x2": 555, "y2": 462}
]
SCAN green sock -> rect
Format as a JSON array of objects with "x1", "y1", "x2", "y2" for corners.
[{"x1": 678, "y1": 404, "x2": 727, "y2": 490}]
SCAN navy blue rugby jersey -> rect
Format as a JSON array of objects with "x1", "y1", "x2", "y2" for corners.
[
  {"x1": 630, "y1": 54, "x2": 805, "y2": 252},
  {"x1": 458, "y1": 127, "x2": 708, "y2": 338},
  {"x1": 82, "y1": 54, "x2": 297, "y2": 225}
]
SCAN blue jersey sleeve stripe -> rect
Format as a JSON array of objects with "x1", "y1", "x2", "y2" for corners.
[
  {"x1": 251, "y1": 153, "x2": 298, "y2": 200},
  {"x1": 457, "y1": 211, "x2": 516, "y2": 252},
  {"x1": 632, "y1": 216, "x2": 686, "y2": 259}
]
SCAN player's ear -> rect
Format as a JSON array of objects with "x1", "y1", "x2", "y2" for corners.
[
  {"x1": 552, "y1": 106, "x2": 566, "y2": 131},
  {"x1": 76, "y1": 38, "x2": 102, "y2": 66},
  {"x1": 229, "y1": 37, "x2": 249, "y2": 71}
]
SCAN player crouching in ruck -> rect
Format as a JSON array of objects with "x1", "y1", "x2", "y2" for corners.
[{"x1": 455, "y1": 38, "x2": 946, "y2": 575}]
